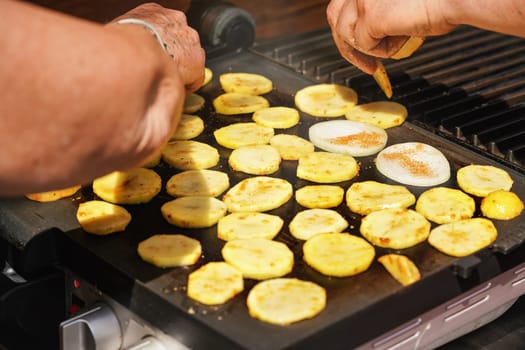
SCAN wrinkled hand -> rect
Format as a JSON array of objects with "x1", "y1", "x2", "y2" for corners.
[{"x1": 113, "y1": 2, "x2": 205, "y2": 92}]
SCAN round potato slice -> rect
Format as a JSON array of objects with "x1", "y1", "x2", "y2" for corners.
[
  {"x1": 214, "y1": 122, "x2": 274, "y2": 149},
  {"x1": 309, "y1": 120, "x2": 388, "y2": 157},
  {"x1": 375, "y1": 142, "x2": 451, "y2": 187},
  {"x1": 346, "y1": 180, "x2": 416, "y2": 216},
  {"x1": 428, "y1": 218, "x2": 498, "y2": 257},
  {"x1": 297, "y1": 152, "x2": 359, "y2": 183},
  {"x1": 252, "y1": 106, "x2": 300, "y2": 129},
  {"x1": 295, "y1": 84, "x2": 358, "y2": 117},
  {"x1": 222, "y1": 238, "x2": 294, "y2": 280},
  {"x1": 377, "y1": 254, "x2": 421, "y2": 286},
  {"x1": 247, "y1": 278, "x2": 326, "y2": 325},
  {"x1": 137, "y1": 234, "x2": 201, "y2": 268},
  {"x1": 360, "y1": 208, "x2": 431, "y2": 249},
  {"x1": 457, "y1": 164, "x2": 514, "y2": 197},
  {"x1": 269, "y1": 134, "x2": 315, "y2": 160},
  {"x1": 223, "y1": 176, "x2": 293, "y2": 212},
  {"x1": 202, "y1": 67, "x2": 213, "y2": 87},
  {"x1": 76, "y1": 200, "x2": 131, "y2": 235},
  {"x1": 183, "y1": 93, "x2": 205, "y2": 113},
  {"x1": 166, "y1": 169, "x2": 230, "y2": 197},
  {"x1": 93, "y1": 168, "x2": 161, "y2": 204},
  {"x1": 170, "y1": 114, "x2": 205, "y2": 141},
  {"x1": 213, "y1": 93, "x2": 269, "y2": 115},
  {"x1": 26, "y1": 185, "x2": 81, "y2": 202},
  {"x1": 481, "y1": 190, "x2": 524, "y2": 220},
  {"x1": 162, "y1": 140, "x2": 220, "y2": 170},
  {"x1": 416, "y1": 187, "x2": 475, "y2": 224},
  {"x1": 217, "y1": 212, "x2": 284, "y2": 241},
  {"x1": 345, "y1": 101, "x2": 408, "y2": 129},
  {"x1": 229, "y1": 144, "x2": 281, "y2": 175},
  {"x1": 303, "y1": 233, "x2": 375, "y2": 277},
  {"x1": 187, "y1": 262, "x2": 244, "y2": 305},
  {"x1": 289, "y1": 209, "x2": 348, "y2": 240},
  {"x1": 219, "y1": 72, "x2": 273, "y2": 95},
  {"x1": 161, "y1": 196, "x2": 227, "y2": 228},
  {"x1": 295, "y1": 185, "x2": 344, "y2": 209}
]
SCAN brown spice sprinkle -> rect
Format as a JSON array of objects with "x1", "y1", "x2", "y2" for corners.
[
  {"x1": 328, "y1": 132, "x2": 384, "y2": 147},
  {"x1": 381, "y1": 150, "x2": 434, "y2": 177}
]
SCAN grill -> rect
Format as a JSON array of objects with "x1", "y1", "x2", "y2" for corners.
[{"x1": 2, "y1": 12, "x2": 525, "y2": 350}]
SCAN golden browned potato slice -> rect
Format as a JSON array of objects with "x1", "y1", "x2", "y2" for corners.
[
  {"x1": 170, "y1": 114, "x2": 204, "y2": 141},
  {"x1": 345, "y1": 101, "x2": 408, "y2": 129},
  {"x1": 162, "y1": 140, "x2": 220, "y2": 170},
  {"x1": 372, "y1": 60, "x2": 393, "y2": 99},
  {"x1": 391, "y1": 37, "x2": 425, "y2": 59},
  {"x1": 269, "y1": 134, "x2": 315, "y2": 160},
  {"x1": 219, "y1": 72, "x2": 273, "y2": 95},
  {"x1": 289, "y1": 209, "x2": 348, "y2": 240},
  {"x1": 93, "y1": 168, "x2": 161, "y2": 204},
  {"x1": 166, "y1": 169, "x2": 230, "y2": 197},
  {"x1": 295, "y1": 83, "x2": 358, "y2": 117},
  {"x1": 228, "y1": 144, "x2": 281, "y2": 175},
  {"x1": 222, "y1": 238, "x2": 294, "y2": 280},
  {"x1": 481, "y1": 190, "x2": 524, "y2": 220},
  {"x1": 183, "y1": 93, "x2": 206, "y2": 113},
  {"x1": 295, "y1": 185, "x2": 344, "y2": 209},
  {"x1": 377, "y1": 254, "x2": 421, "y2": 286},
  {"x1": 252, "y1": 106, "x2": 300, "y2": 129},
  {"x1": 346, "y1": 180, "x2": 416, "y2": 216},
  {"x1": 416, "y1": 187, "x2": 475, "y2": 224},
  {"x1": 187, "y1": 262, "x2": 244, "y2": 305},
  {"x1": 457, "y1": 164, "x2": 514, "y2": 197},
  {"x1": 428, "y1": 218, "x2": 498, "y2": 257},
  {"x1": 140, "y1": 151, "x2": 162, "y2": 168},
  {"x1": 26, "y1": 185, "x2": 81, "y2": 202},
  {"x1": 137, "y1": 234, "x2": 201, "y2": 268},
  {"x1": 296, "y1": 152, "x2": 359, "y2": 183},
  {"x1": 217, "y1": 212, "x2": 284, "y2": 241},
  {"x1": 247, "y1": 278, "x2": 326, "y2": 325},
  {"x1": 213, "y1": 92, "x2": 270, "y2": 115},
  {"x1": 303, "y1": 233, "x2": 375, "y2": 277},
  {"x1": 161, "y1": 196, "x2": 227, "y2": 228},
  {"x1": 76, "y1": 200, "x2": 131, "y2": 235},
  {"x1": 360, "y1": 208, "x2": 431, "y2": 249},
  {"x1": 214, "y1": 122, "x2": 274, "y2": 149},
  {"x1": 223, "y1": 176, "x2": 293, "y2": 212},
  {"x1": 202, "y1": 67, "x2": 213, "y2": 87}
]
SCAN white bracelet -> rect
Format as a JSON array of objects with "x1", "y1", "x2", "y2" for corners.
[{"x1": 115, "y1": 18, "x2": 168, "y2": 51}]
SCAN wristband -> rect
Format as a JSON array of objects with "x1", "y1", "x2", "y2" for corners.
[{"x1": 115, "y1": 18, "x2": 168, "y2": 52}]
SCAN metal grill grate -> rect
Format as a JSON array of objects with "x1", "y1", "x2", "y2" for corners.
[{"x1": 253, "y1": 26, "x2": 525, "y2": 172}]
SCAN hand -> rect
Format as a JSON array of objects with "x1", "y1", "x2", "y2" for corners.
[{"x1": 112, "y1": 3, "x2": 205, "y2": 92}]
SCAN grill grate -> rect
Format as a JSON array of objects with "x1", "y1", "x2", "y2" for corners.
[{"x1": 253, "y1": 26, "x2": 525, "y2": 172}]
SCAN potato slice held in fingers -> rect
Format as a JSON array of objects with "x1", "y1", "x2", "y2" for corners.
[
  {"x1": 295, "y1": 83, "x2": 358, "y2": 117},
  {"x1": 372, "y1": 60, "x2": 392, "y2": 98},
  {"x1": 391, "y1": 36, "x2": 425, "y2": 59}
]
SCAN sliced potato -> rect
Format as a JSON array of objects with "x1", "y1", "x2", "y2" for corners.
[
  {"x1": 345, "y1": 101, "x2": 408, "y2": 129},
  {"x1": 289, "y1": 209, "x2": 348, "y2": 240},
  {"x1": 252, "y1": 106, "x2": 300, "y2": 129},
  {"x1": 170, "y1": 114, "x2": 204, "y2": 141},
  {"x1": 217, "y1": 212, "x2": 283, "y2": 241},
  {"x1": 161, "y1": 196, "x2": 227, "y2": 228},
  {"x1": 377, "y1": 254, "x2": 421, "y2": 286},
  {"x1": 228, "y1": 144, "x2": 281, "y2": 175},
  {"x1": 297, "y1": 151, "x2": 359, "y2": 183},
  {"x1": 391, "y1": 36, "x2": 425, "y2": 59},
  {"x1": 93, "y1": 168, "x2": 161, "y2": 204},
  {"x1": 428, "y1": 218, "x2": 498, "y2": 257},
  {"x1": 76, "y1": 200, "x2": 131, "y2": 235},
  {"x1": 214, "y1": 122, "x2": 274, "y2": 149},
  {"x1": 183, "y1": 93, "x2": 205, "y2": 113},
  {"x1": 269, "y1": 134, "x2": 315, "y2": 160},
  {"x1": 162, "y1": 140, "x2": 220, "y2": 170},
  {"x1": 166, "y1": 169, "x2": 230, "y2": 197},
  {"x1": 372, "y1": 60, "x2": 392, "y2": 98},
  {"x1": 416, "y1": 187, "x2": 475, "y2": 224},
  {"x1": 140, "y1": 151, "x2": 162, "y2": 168},
  {"x1": 346, "y1": 180, "x2": 415, "y2": 216},
  {"x1": 360, "y1": 208, "x2": 431, "y2": 249},
  {"x1": 219, "y1": 72, "x2": 273, "y2": 95},
  {"x1": 295, "y1": 185, "x2": 344, "y2": 209},
  {"x1": 295, "y1": 83, "x2": 358, "y2": 117},
  {"x1": 137, "y1": 234, "x2": 201, "y2": 268},
  {"x1": 222, "y1": 176, "x2": 293, "y2": 212},
  {"x1": 187, "y1": 262, "x2": 244, "y2": 305},
  {"x1": 213, "y1": 92, "x2": 269, "y2": 115},
  {"x1": 26, "y1": 185, "x2": 81, "y2": 202},
  {"x1": 202, "y1": 67, "x2": 213, "y2": 87},
  {"x1": 481, "y1": 190, "x2": 524, "y2": 220},
  {"x1": 457, "y1": 164, "x2": 514, "y2": 197},
  {"x1": 303, "y1": 233, "x2": 375, "y2": 277},
  {"x1": 247, "y1": 278, "x2": 326, "y2": 325}
]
